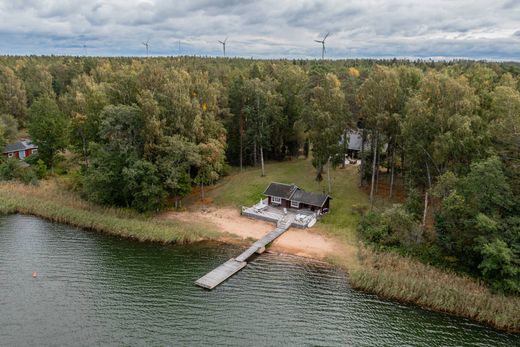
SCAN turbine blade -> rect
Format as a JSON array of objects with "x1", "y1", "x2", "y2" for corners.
[
  {"x1": 324, "y1": 32, "x2": 330, "y2": 41},
  {"x1": 314, "y1": 40, "x2": 322, "y2": 43}
]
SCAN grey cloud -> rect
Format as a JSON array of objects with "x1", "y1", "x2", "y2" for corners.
[{"x1": 0, "y1": 0, "x2": 518, "y2": 60}]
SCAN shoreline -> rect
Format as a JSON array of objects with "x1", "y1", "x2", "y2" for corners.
[
  {"x1": 158, "y1": 207, "x2": 347, "y2": 261},
  {"x1": 0, "y1": 181, "x2": 518, "y2": 333}
]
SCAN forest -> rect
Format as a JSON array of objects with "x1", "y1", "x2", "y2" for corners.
[{"x1": 0, "y1": 56, "x2": 518, "y2": 295}]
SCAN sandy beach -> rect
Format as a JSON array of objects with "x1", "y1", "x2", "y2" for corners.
[{"x1": 160, "y1": 207, "x2": 341, "y2": 260}]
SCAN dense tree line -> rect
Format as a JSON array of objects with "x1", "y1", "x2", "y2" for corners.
[
  {"x1": 0, "y1": 56, "x2": 518, "y2": 292},
  {"x1": 356, "y1": 64, "x2": 520, "y2": 294}
]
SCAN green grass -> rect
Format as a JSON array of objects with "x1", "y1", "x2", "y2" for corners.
[
  {"x1": 0, "y1": 181, "x2": 220, "y2": 244},
  {"x1": 201, "y1": 158, "x2": 368, "y2": 243}
]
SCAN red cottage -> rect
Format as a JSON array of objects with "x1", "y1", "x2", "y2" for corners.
[{"x1": 2, "y1": 140, "x2": 38, "y2": 160}]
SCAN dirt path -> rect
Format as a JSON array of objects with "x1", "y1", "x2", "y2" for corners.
[{"x1": 159, "y1": 207, "x2": 344, "y2": 261}]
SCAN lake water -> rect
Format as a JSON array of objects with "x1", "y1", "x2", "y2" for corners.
[{"x1": 0, "y1": 214, "x2": 518, "y2": 346}]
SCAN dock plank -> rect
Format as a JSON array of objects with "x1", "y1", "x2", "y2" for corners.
[
  {"x1": 195, "y1": 259, "x2": 247, "y2": 289},
  {"x1": 195, "y1": 215, "x2": 294, "y2": 289}
]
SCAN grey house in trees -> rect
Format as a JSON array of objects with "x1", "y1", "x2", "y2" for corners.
[{"x1": 263, "y1": 182, "x2": 331, "y2": 214}]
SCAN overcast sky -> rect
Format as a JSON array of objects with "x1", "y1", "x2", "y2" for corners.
[{"x1": 1, "y1": 0, "x2": 519, "y2": 60}]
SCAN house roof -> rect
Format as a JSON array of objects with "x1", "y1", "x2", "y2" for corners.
[
  {"x1": 263, "y1": 182, "x2": 299, "y2": 199},
  {"x1": 3, "y1": 140, "x2": 37, "y2": 153},
  {"x1": 263, "y1": 182, "x2": 331, "y2": 208},
  {"x1": 290, "y1": 190, "x2": 331, "y2": 208},
  {"x1": 346, "y1": 129, "x2": 363, "y2": 151}
]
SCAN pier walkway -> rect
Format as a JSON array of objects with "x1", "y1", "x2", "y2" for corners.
[{"x1": 195, "y1": 214, "x2": 294, "y2": 289}]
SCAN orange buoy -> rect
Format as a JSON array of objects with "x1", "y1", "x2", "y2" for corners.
[{"x1": 32, "y1": 272, "x2": 38, "y2": 278}]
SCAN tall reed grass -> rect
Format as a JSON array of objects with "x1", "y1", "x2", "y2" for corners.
[
  {"x1": 349, "y1": 244, "x2": 520, "y2": 333},
  {"x1": 0, "y1": 181, "x2": 220, "y2": 244}
]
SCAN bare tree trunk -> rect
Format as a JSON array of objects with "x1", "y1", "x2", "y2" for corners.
[
  {"x1": 425, "y1": 161, "x2": 432, "y2": 189},
  {"x1": 422, "y1": 162, "x2": 432, "y2": 228},
  {"x1": 253, "y1": 139, "x2": 257, "y2": 167},
  {"x1": 422, "y1": 191, "x2": 429, "y2": 228},
  {"x1": 375, "y1": 134, "x2": 380, "y2": 195},
  {"x1": 389, "y1": 149, "x2": 395, "y2": 199},
  {"x1": 239, "y1": 115, "x2": 243, "y2": 172},
  {"x1": 260, "y1": 145, "x2": 265, "y2": 177},
  {"x1": 342, "y1": 130, "x2": 347, "y2": 169},
  {"x1": 315, "y1": 163, "x2": 323, "y2": 181},
  {"x1": 370, "y1": 131, "x2": 378, "y2": 208},
  {"x1": 359, "y1": 129, "x2": 366, "y2": 187},
  {"x1": 80, "y1": 128, "x2": 89, "y2": 169},
  {"x1": 327, "y1": 157, "x2": 332, "y2": 194}
]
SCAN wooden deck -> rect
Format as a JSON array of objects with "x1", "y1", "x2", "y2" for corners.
[
  {"x1": 241, "y1": 201, "x2": 317, "y2": 229},
  {"x1": 195, "y1": 215, "x2": 294, "y2": 290}
]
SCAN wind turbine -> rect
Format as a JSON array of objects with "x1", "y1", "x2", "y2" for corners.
[
  {"x1": 218, "y1": 36, "x2": 228, "y2": 57},
  {"x1": 142, "y1": 37, "x2": 150, "y2": 57},
  {"x1": 83, "y1": 42, "x2": 87, "y2": 56},
  {"x1": 314, "y1": 32, "x2": 330, "y2": 59}
]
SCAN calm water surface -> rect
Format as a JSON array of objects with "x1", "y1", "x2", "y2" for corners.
[{"x1": 0, "y1": 214, "x2": 518, "y2": 346}]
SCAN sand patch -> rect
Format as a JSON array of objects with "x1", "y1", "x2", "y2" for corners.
[{"x1": 160, "y1": 207, "x2": 341, "y2": 260}]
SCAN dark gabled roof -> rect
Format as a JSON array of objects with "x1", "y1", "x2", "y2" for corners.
[
  {"x1": 290, "y1": 190, "x2": 331, "y2": 208},
  {"x1": 263, "y1": 182, "x2": 299, "y2": 199},
  {"x1": 3, "y1": 140, "x2": 37, "y2": 153},
  {"x1": 3, "y1": 142, "x2": 26, "y2": 153}
]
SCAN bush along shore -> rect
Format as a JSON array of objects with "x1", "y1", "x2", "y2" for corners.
[
  {"x1": 0, "y1": 181, "x2": 220, "y2": 244},
  {"x1": 349, "y1": 245, "x2": 520, "y2": 333}
]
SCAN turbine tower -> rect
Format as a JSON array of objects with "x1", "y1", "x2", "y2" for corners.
[
  {"x1": 314, "y1": 32, "x2": 330, "y2": 59},
  {"x1": 142, "y1": 37, "x2": 150, "y2": 57},
  {"x1": 218, "y1": 37, "x2": 228, "y2": 57}
]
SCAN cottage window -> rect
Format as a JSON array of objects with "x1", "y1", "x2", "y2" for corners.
[
  {"x1": 271, "y1": 196, "x2": 281, "y2": 204},
  {"x1": 291, "y1": 201, "x2": 299, "y2": 208}
]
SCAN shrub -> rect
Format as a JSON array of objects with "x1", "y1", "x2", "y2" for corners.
[
  {"x1": 478, "y1": 239, "x2": 520, "y2": 294},
  {"x1": 0, "y1": 159, "x2": 39, "y2": 185},
  {"x1": 17, "y1": 167, "x2": 38, "y2": 185},
  {"x1": 34, "y1": 159, "x2": 48, "y2": 179},
  {"x1": 358, "y1": 204, "x2": 423, "y2": 248},
  {"x1": 0, "y1": 159, "x2": 19, "y2": 181},
  {"x1": 404, "y1": 187, "x2": 422, "y2": 218}
]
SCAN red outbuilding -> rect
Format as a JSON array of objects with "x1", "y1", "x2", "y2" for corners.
[{"x1": 2, "y1": 140, "x2": 38, "y2": 160}]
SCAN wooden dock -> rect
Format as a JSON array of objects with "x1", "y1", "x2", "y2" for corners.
[{"x1": 195, "y1": 215, "x2": 294, "y2": 289}]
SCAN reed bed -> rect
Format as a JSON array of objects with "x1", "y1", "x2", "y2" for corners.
[
  {"x1": 349, "y1": 244, "x2": 520, "y2": 333},
  {"x1": 0, "y1": 181, "x2": 220, "y2": 244}
]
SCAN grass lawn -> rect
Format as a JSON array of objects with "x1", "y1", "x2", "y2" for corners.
[{"x1": 198, "y1": 158, "x2": 369, "y2": 243}]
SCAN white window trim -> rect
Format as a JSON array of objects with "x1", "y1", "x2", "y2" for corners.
[
  {"x1": 271, "y1": 196, "x2": 281, "y2": 204},
  {"x1": 7, "y1": 152, "x2": 13, "y2": 158},
  {"x1": 291, "y1": 201, "x2": 299, "y2": 208}
]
